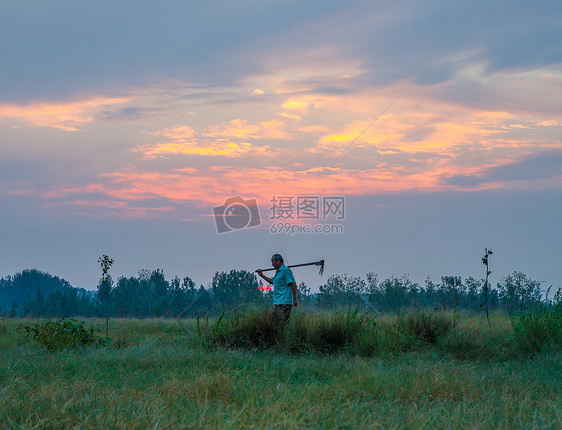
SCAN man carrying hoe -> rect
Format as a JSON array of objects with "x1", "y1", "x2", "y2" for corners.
[{"x1": 257, "y1": 254, "x2": 298, "y2": 325}]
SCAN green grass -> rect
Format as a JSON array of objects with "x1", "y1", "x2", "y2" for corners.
[
  {"x1": 1, "y1": 314, "x2": 561, "y2": 429},
  {"x1": 511, "y1": 304, "x2": 562, "y2": 354}
]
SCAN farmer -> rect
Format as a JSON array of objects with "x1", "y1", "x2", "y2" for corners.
[{"x1": 257, "y1": 254, "x2": 298, "y2": 325}]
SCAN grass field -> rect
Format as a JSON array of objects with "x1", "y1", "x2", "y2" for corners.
[{"x1": 1, "y1": 312, "x2": 561, "y2": 429}]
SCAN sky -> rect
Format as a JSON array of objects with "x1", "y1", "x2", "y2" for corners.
[{"x1": 1, "y1": 0, "x2": 561, "y2": 292}]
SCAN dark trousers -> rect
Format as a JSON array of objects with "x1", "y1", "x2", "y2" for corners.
[{"x1": 274, "y1": 304, "x2": 293, "y2": 326}]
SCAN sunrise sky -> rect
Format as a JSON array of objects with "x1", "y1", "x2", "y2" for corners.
[{"x1": 1, "y1": 1, "x2": 561, "y2": 291}]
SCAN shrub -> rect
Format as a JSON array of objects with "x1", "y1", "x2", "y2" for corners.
[
  {"x1": 286, "y1": 308, "x2": 370, "y2": 354},
  {"x1": 395, "y1": 309, "x2": 457, "y2": 344},
  {"x1": 198, "y1": 307, "x2": 283, "y2": 349},
  {"x1": 198, "y1": 308, "x2": 532, "y2": 359},
  {"x1": 199, "y1": 307, "x2": 374, "y2": 354},
  {"x1": 22, "y1": 317, "x2": 110, "y2": 352},
  {"x1": 511, "y1": 288, "x2": 562, "y2": 353}
]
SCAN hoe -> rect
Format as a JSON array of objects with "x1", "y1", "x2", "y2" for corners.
[{"x1": 255, "y1": 259, "x2": 325, "y2": 276}]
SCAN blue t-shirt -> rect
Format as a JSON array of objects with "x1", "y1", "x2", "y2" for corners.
[{"x1": 271, "y1": 264, "x2": 296, "y2": 305}]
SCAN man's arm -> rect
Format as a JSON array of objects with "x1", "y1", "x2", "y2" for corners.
[
  {"x1": 257, "y1": 270, "x2": 272, "y2": 285},
  {"x1": 289, "y1": 282, "x2": 299, "y2": 307}
]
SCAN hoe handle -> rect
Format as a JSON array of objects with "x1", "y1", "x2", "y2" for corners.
[{"x1": 255, "y1": 260, "x2": 324, "y2": 273}]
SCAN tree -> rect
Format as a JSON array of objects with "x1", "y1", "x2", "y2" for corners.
[
  {"x1": 317, "y1": 274, "x2": 366, "y2": 309},
  {"x1": 151, "y1": 269, "x2": 169, "y2": 299},
  {"x1": 366, "y1": 272, "x2": 379, "y2": 309},
  {"x1": 497, "y1": 272, "x2": 542, "y2": 312},
  {"x1": 482, "y1": 248, "x2": 492, "y2": 329},
  {"x1": 437, "y1": 276, "x2": 466, "y2": 309},
  {"x1": 98, "y1": 255, "x2": 114, "y2": 337},
  {"x1": 195, "y1": 285, "x2": 213, "y2": 315},
  {"x1": 297, "y1": 281, "x2": 312, "y2": 306},
  {"x1": 368, "y1": 275, "x2": 419, "y2": 311},
  {"x1": 137, "y1": 269, "x2": 170, "y2": 317},
  {"x1": 149, "y1": 269, "x2": 170, "y2": 316},
  {"x1": 210, "y1": 270, "x2": 260, "y2": 309},
  {"x1": 169, "y1": 275, "x2": 199, "y2": 317},
  {"x1": 464, "y1": 277, "x2": 483, "y2": 310},
  {"x1": 113, "y1": 276, "x2": 143, "y2": 317},
  {"x1": 1, "y1": 269, "x2": 72, "y2": 315},
  {"x1": 8, "y1": 299, "x2": 18, "y2": 317}
]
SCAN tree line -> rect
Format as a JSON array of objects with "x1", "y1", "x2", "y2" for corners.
[
  {"x1": 310, "y1": 272, "x2": 544, "y2": 312},
  {"x1": 0, "y1": 268, "x2": 547, "y2": 318}
]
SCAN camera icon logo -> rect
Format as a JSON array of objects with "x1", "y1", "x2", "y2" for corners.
[{"x1": 213, "y1": 196, "x2": 261, "y2": 234}]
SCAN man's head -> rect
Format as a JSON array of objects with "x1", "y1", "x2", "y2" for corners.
[{"x1": 271, "y1": 254, "x2": 284, "y2": 269}]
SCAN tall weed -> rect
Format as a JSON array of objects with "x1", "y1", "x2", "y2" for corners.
[
  {"x1": 286, "y1": 309, "x2": 371, "y2": 354},
  {"x1": 199, "y1": 307, "x2": 372, "y2": 354},
  {"x1": 395, "y1": 309, "x2": 457, "y2": 344},
  {"x1": 198, "y1": 307, "x2": 283, "y2": 349},
  {"x1": 197, "y1": 306, "x2": 562, "y2": 358},
  {"x1": 0, "y1": 316, "x2": 7, "y2": 336},
  {"x1": 511, "y1": 288, "x2": 562, "y2": 353}
]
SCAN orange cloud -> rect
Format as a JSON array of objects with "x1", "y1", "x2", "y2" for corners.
[
  {"x1": 279, "y1": 112, "x2": 302, "y2": 121},
  {"x1": 538, "y1": 120, "x2": 560, "y2": 127},
  {"x1": 207, "y1": 119, "x2": 292, "y2": 140},
  {"x1": 312, "y1": 110, "x2": 513, "y2": 157},
  {"x1": 0, "y1": 96, "x2": 132, "y2": 131},
  {"x1": 281, "y1": 100, "x2": 315, "y2": 114},
  {"x1": 7, "y1": 73, "x2": 562, "y2": 220},
  {"x1": 138, "y1": 123, "x2": 281, "y2": 158},
  {"x1": 137, "y1": 139, "x2": 272, "y2": 159},
  {"x1": 137, "y1": 117, "x2": 293, "y2": 159}
]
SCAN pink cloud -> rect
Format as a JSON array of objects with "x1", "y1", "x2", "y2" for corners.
[
  {"x1": 6, "y1": 70, "x2": 562, "y2": 220},
  {"x1": 0, "y1": 96, "x2": 132, "y2": 131}
]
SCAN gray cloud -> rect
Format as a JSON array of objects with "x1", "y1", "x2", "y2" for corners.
[
  {"x1": 352, "y1": 0, "x2": 562, "y2": 82},
  {"x1": 2, "y1": 1, "x2": 561, "y2": 105},
  {"x1": 0, "y1": 0, "x2": 348, "y2": 103},
  {"x1": 444, "y1": 151, "x2": 562, "y2": 187},
  {"x1": 95, "y1": 106, "x2": 153, "y2": 122}
]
